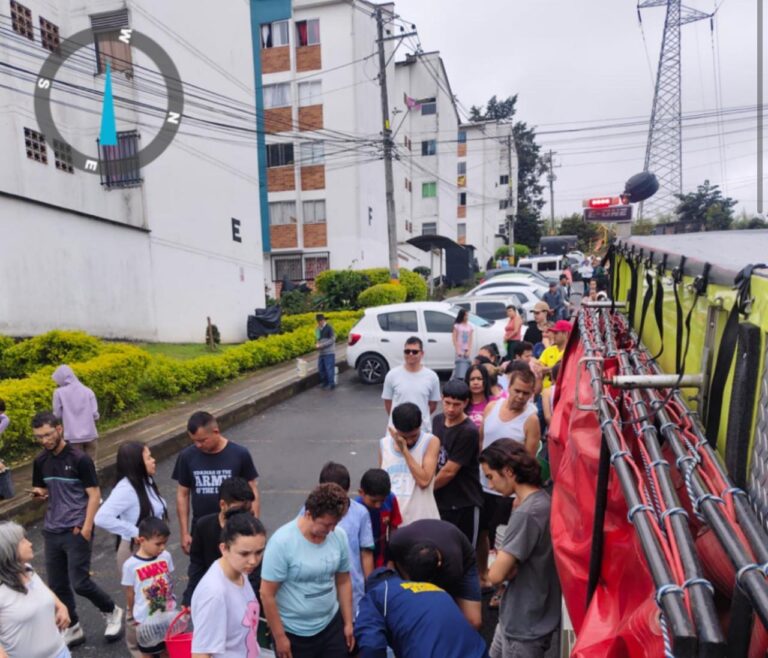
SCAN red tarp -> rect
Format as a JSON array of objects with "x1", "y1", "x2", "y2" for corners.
[{"x1": 549, "y1": 327, "x2": 665, "y2": 657}]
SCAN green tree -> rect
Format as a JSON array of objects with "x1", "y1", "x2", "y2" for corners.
[
  {"x1": 470, "y1": 95, "x2": 546, "y2": 248},
  {"x1": 674, "y1": 180, "x2": 737, "y2": 231},
  {"x1": 513, "y1": 208, "x2": 543, "y2": 250},
  {"x1": 558, "y1": 213, "x2": 599, "y2": 252}
]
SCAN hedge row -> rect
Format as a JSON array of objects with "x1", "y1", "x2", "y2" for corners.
[
  {"x1": 279, "y1": 310, "x2": 363, "y2": 334},
  {"x1": 357, "y1": 283, "x2": 407, "y2": 307},
  {"x1": 0, "y1": 319, "x2": 358, "y2": 460}
]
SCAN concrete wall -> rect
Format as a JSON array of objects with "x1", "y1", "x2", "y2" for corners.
[{"x1": 0, "y1": 0, "x2": 265, "y2": 341}]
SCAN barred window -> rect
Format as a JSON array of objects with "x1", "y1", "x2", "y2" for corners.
[
  {"x1": 53, "y1": 139, "x2": 73, "y2": 173},
  {"x1": 99, "y1": 130, "x2": 141, "y2": 188},
  {"x1": 24, "y1": 127, "x2": 47, "y2": 164},
  {"x1": 11, "y1": 1, "x2": 33, "y2": 40},
  {"x1": 39, "y1": 16, "x2": 60, "y2": 52}
]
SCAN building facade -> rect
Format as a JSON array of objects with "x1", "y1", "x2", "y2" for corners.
[
  {"x1": 0, "y1": 0, "x2": 265, "y2": 341},
  {"x1": 462, "y1": 120, "x2": 517, "y2": 268},
  {"x1": 251, "y1": 0, "x2": 393, "y2": 292}
]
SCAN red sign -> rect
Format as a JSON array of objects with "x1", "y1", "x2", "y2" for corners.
[{"x1": 583, "y1": 196, "x2": 621, "y2": 209}]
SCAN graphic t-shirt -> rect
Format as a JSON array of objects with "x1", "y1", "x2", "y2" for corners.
[
  {"x1": 171, "y1": 441, "x2": 258, "y2": 522},
  {"x1": 431, "y1": 414, "x2": 483, "y2": 511},
  {"x1": 355, "y1": 493, "x2": 402, "y2": 568},
  {"x1": 539, "y1": 345, "x2": 564, "y2": 389},
  {"x1": 261, "y1": 519, "x2": 350, "y2": 636},
  {"x1": 121, "y1": 551, "x2": 176, "y2": 624},
  {"x1": 191, "y1": 560, "x2": 260, "y2": 658}
]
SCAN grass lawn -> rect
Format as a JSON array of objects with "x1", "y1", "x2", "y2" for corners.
[{"x1": 134, "y1": 342, "x2": 241, "y2": 360}]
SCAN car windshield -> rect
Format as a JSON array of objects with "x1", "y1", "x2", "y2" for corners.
[{"x1": 448, "y1": 306, "x2": 492, "y2": 327}]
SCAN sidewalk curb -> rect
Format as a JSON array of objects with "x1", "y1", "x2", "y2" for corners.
[{"x1": 1, "y1": 348, "x2": 350, "y2": 526}]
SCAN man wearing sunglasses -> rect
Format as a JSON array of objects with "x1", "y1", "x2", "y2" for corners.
[{"x1": 382, "y1": 337, "x2": 441, "y2": 433}]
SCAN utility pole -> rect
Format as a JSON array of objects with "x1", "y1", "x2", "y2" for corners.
[
  {"x1": 375, "y1": 7, "x2": 398, "y2": 281},
  {"x1": 546, "y1": 149, "x2": 558, "y2": 234},
  {"x1": 505, "y1": 133, "x2": 515, "y2": 252}
]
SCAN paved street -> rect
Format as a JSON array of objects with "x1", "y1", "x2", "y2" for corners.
[{"x1": 24, "y1": 369, "x2": 497, "y2": 656}]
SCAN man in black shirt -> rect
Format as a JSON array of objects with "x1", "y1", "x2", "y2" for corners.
[
  {"x1": 389, "y1": 518, "x2": 482, "y2": 629},
  {"x1": 432, "y1": 380, "x2": 483, "y2": 547},
  {"x1": 31, "y1": 411, "x2": 123, "y2": 648},
  {"x1": 181, "y1": 477, "x2": 260, "y2": 607},
  {"x1": 172, "y1": 411, "x2": 259, "y2": 554}
]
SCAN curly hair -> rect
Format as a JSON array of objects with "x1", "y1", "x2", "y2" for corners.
[
  {"x1": 304, "y1": 482, "x2": 349, "y2": 520},
  {"x1": 479, "y1": 439, "x2": 542, "y2": 486}
]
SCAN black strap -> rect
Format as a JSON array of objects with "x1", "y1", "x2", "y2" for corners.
[
  {"x1": 627, "y1": 250, "x2": 640, "y2": 329},
  {"x1": 705, "y1": 263, "x2": 767, "y2": 444},
  {"x1": 650, "y1": 254, "x2": 666, "y2": 361},
  {"x1": 672, "y1": 256, "x2": 686, "y2": 374},
  {"x1": 638, "y1": 255, "x2": 655, "y2": 343}
]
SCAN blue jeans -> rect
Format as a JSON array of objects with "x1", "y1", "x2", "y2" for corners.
[{"x1": 318, "y1": 353, "x2": 336, "y2": 387}]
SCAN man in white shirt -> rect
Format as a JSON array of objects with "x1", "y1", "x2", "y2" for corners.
[{"x1": 382, "y1": 336, "x2": 441, "y2": 432}]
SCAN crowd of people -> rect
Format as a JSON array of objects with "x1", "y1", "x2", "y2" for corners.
[{"x1": 0, "y1": 272, "x2": 598, "y2": 658}]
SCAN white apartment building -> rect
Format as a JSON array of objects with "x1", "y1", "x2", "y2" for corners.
[
  {"x1": 392, "y1": 51, "x2": 459, "y2": 272},
  {"x1": 462, "y1": 120, "x2": 518, "y2": 268},
  {"x1": 255, "y1": 0, "x2": 393, "y2": 291},
  {"x1": 0, "y1": 0, "x2": 265, "y2": 341}
]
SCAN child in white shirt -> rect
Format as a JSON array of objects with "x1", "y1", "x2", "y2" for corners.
[{"x1": 121, "y1": 517, "x2": 175, "y2": 657}]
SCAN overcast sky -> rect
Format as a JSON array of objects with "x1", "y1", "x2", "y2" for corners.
[{"x1": 392, "y1": 0, "x2": 760, "y2": 219}]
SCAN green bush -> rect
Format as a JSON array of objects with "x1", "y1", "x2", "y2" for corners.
[
  {"x1": 513, "y1": 244, "x2": 531, "y2": 260},
  {"x1": 315, "y1": 270, "x2": 370, "y2": 309},
  {"x1": 0, "y1": 317, "x2": 360, "y2": 462},
  {"x1": 0, "y1": 330, "x2": 104, "y2": 379},
  {"x1": 279, "y1": 289, "x2": 315, "y2": 315},
  {"x1": 495, "y1": 246, "x2": 510, "y2": 259},
  {"x1": 358, "y1": 283, "x2": 407, "y2": 307},
  {"x1": 358, "y1": 268, "x2": 427, "y2": 302}
]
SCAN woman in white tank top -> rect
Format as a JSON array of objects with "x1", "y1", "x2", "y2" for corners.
[{"x1": 380, "y1": 428, "x2": 440, "y2": 526}]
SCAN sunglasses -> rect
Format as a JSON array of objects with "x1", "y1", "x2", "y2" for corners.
[{"x1": 403, "y1": 349, "x2": 421, "y2": 355}]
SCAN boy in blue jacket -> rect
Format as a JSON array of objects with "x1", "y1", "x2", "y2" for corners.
[{"x1": 354, "y1": 567, "x2": 489, "y2": 658}]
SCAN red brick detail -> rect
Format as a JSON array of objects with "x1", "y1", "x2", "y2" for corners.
[
  {"x1": 300, "y1": 165, "x2": 325, "y2": 191},
  {"x1": 303, "y1": 223, "x2": 327, "y2": 247},
  {"x1": 457, "y1": 143, "x2": 467, "y2": 157},
  {"x1": 296, "y1": 45, "x2": 321, "y2": 72},
  {"x1": 298, "y1": 104, "x2": 323, "y2": 131},
  {"x1": 267, "y1": 166, "x2": 295, "y2": 192},
  {"x1": 457, "y1": 206, "x2": 467, "y2": 219},
  {"x1": 270, "y1": 224, "x2": 298, "y2": 249},
  {"x1": 264, "y1": 107, "x2": 293, "y2": 133},
  {"x1": 261, "y1": 46, "x2": 290, "y2": 74}
]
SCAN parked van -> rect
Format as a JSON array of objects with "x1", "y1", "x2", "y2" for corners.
[{"x1": 517, "y1": 254, "x2": 566, "y2": 278}]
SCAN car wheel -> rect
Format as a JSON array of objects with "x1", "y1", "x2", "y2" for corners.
[{"x1": 357, "y1": 353, "x2": 388, "y2": 385}]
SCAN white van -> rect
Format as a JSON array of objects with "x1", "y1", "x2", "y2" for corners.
[{"x1": 517, "y1": 255, "x2": 566, "y2": 279}]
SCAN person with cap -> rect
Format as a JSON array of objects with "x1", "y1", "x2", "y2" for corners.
[
  {"x1": 354, "y1": 567, "x2": 490, "y2": 658},
  {"x1": 539, "y1": 320, "x2": 571, "y2": 389},
  {"x1": 315, "y1": 313, "x2": 337, "y2": 390},
  {"x1": 523, "y1": 302, "x2": 551, "y2": 357},
  {"x1": 542, "y1": 281, "x2": 566, "y2": 323}
]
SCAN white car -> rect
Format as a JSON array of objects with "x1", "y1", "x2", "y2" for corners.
[
  {"x1": 451, "y1": 289, "x2": 542, "y2": 319},
  {"x1": 346, "y1": 301, "x2": 505, "y2": 385},
  {"x1": 467, "y1": 275, "x2": 548, "y2": 297}
]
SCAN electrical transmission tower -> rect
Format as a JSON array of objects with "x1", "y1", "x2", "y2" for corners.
[{"x1": 638, "y1": 0, "x2": 710, "y2": 219}]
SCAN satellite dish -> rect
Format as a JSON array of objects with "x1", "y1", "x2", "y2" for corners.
[{"x1": 623, "y1": 172, "x2": 659, "y2": 203}]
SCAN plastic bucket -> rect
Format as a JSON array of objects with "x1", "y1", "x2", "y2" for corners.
[{"x1": 165, "y1": 609, "x2": 193, "y2": 658}]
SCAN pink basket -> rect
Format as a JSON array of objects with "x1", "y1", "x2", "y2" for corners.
[{"x1": 165, "y1": 609, "x2": 193, "y2": 658}]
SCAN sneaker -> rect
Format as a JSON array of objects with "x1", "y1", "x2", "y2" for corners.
[
  {"x1": 62, "y1": 622, "x2": 86, "y2": 648},
  {"x1": 103, "y1": 605, "x2": 124, "y2": 641}
]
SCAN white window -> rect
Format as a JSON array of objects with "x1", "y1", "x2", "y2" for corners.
[
  {"x1": 421, "y1": 99, "x2": 436, "y2": 116},
  {"x1": 422, "y1": 222, "x2": 437, "y2": 236},
  {"x1": 457, "y1": 223, "x2": 466, "y2": 241},
  {"x1": 261, "y1": 20, "x2": 289, "y2": 48},
  {"x1": 457, "y1": 161, "x2": 466, "y2": 175},
  {"x1": 298, "y1": 81, "x2": 322, "y2": 106},
  {"x1": 269, "y1": 201, "x2": 297, "y2": 225},
  {"x1": 500, "y1": 174, "x2": 510, "y2": 185},
  {"x1": 296, "y1": 19, "x2": 320, "y2": 46},
  {"x1": 303, "y1": 200, "x2": 326, "y2": 224},
  {"x1": 264, "y1": 83, "x2": 291, "y2": 109},
  {"x1": 300, "y1": 141, "x2": 324, "y2": 165}
]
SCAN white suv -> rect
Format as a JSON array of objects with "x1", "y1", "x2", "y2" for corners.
[{"x1": 346, "y1": 301, "x2": 505, "y2": 384}]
